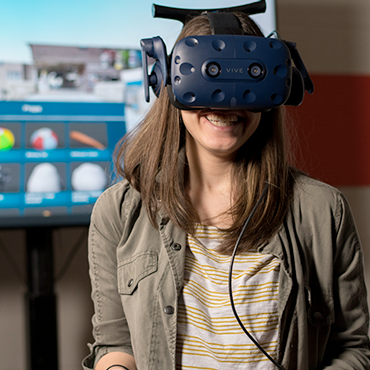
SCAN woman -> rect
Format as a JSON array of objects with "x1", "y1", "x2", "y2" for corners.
[{"x1": 83, "y1": 12, "x2": 370, "y2": 370}]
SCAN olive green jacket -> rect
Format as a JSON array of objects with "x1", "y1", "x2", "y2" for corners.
[{"x1": 82, "y1": 175, "x2": 370, "y2": 370}]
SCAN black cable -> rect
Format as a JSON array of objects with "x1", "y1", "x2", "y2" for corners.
[
  {"x1": 0, "y1": 235, "x2": 27, "y2": 287},
  {"x1": 228, "y1": 183, "x2": 285, "y2": 370}
]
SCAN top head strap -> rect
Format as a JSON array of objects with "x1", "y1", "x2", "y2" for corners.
[
  {"x1": 152, "y1": 1, "x2": 266, "y2": 25},
  {"x1": 206, "y1": 12, "x2": 244, "y2": 35}
]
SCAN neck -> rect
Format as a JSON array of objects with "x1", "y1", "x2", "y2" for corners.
[
  {"x1": 186, "y1": 146, "x2": 233, "y2": 191},
  {"x1": 184, "y1": 141, "x2": 236, "y2": 227}
]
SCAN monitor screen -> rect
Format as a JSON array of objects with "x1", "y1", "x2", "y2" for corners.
[
  {"x1": 0, "y1": 101, "x2": 125, "y2": 227},
  {"x1": 0, "y1": 0, "x2": 276, "y2": 228}
]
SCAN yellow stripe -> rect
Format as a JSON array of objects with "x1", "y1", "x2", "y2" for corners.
[
  {"x1": 179, "y1": 345, "x2": 277, "y2": 357},
  {"x1": 185, "y1": 248, "x2": 280, "y2": 269},
  {"x1": 177, "y1": 316, "x2": 279, "y2": 334},
  {"x1": 177, "y1": 320, "x2": 278, "y2": 335},
  {"x1": 178, "y1": 309, "x2": 279, "y2": 329},
  {"x1": 187, "y1": 239, "x2": 264, "y2": 262},
  {"x1": 181, "y1": 278, "x2": 279, "y2": 298},
  {"x1": 178, "y1": 338, "x2": 278, "y2": 356},
  {"x1": 178, "y1": 305, "x2": 278, "y2": 322},
  {"x1": 178, "y1": 304, "x2": 278, "y2": 319},
  {"x1": 177, "y1": 334, "x2": 278, "y2": 349},
  {"x1": 181, "y1": 285, "x2": 278, "y2": 307},
  {"x1": 178, "y1": 349, "x2": 277, "y2": 363},
  {"x1": 178, "y1": 316, "x2": 278, "y2": 330},
  {"x1": 178, "y1": 307, "x2": 279, "y2": 334},
  {"x1": 184, "y1": 257, "x2": 280, "y2": 282},
  {"x1": 176, "y1": 366, "x2": 218, "y2": 370},
  {"x1": 180, "y1": 292, "x2": 279, "y2": 308}
]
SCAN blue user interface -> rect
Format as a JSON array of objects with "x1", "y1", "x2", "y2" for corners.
[{"x1": 0, "y1": 101, "x2": 126, "y2": 227}]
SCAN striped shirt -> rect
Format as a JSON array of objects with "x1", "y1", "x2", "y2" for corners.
[{"x1": 176, "y1": 224, "x2": 280, "y2": 370}]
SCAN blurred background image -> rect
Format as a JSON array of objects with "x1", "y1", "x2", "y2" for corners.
[{"x1": 1, "y1": 1, "x2": 370, "y2": 370}]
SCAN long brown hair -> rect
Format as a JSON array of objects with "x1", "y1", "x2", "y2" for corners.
[{"x1": 115, "y1": 13, "x2": 296, "y2": 254}]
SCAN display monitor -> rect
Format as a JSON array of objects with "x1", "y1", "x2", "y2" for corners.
[{"x1": 0, "y1": 102, "x2": 125, "y2": 227}]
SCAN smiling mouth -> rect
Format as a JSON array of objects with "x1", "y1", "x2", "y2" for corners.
[{"x1": 205, "y1": 113, "x2": 241, "y2": 127}]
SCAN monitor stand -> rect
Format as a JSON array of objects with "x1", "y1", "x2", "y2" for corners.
[{"x1": 25, "y1": 227, "x2": 58, "y2": 370}]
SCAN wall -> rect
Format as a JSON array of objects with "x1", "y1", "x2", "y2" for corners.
[
  {"x1": 0, "y1": 227, "x2": 93, "y2": 370},
  {"x1": 1, "y1": 0, "x2": 370, "y2": 369},
  {"x1": 277, "y1": 0, "x2": 370, "y2": 310}
]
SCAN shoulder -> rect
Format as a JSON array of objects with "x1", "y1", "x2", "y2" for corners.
[
  {"x1": 291, "y1": 173, "x2": 354, "y2": 233},
  {"x1": 293, "y1": 173, "x2": 344, "y2": 207},
  {"x1": 90, "y1": 179, "x2": 142, "y2": 234}
]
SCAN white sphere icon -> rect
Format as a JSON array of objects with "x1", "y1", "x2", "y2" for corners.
[
  {"x1": 71, "y1": 163, "x2": 107, "y2": 191},
  {"x1": 27, "y1": 163, "x2": 61, "y2": 193}
]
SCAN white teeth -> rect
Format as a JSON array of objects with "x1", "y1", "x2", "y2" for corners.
[{"x1": 206, "y1": 114, "x2": 239, "y2": 127}]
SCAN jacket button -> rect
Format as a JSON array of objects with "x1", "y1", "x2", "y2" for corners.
[
  {"x1": 172, "y1": 243, "x2": 182, "y2": 251},
  {"x1": 164, "y1": 305, "x2": 175, "y2": 315},
  {"x1": 128, "y1": 279, "x2": 134, "y2": 287},
  {"x1": 313, "y1": 311, "x2": 323, "y2": 322}
]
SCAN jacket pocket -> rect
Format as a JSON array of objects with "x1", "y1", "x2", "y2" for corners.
[
  {"x1": 117, "y1": 252, "x2": 158, "y2": 295},
  {"x1": 305, "y1": 285, "x2": 335, "y2": 326}
]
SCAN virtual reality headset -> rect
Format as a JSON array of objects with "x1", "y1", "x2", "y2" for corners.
[{"x1": 141, "y1": 1, "x2": 314, "y2": 111}]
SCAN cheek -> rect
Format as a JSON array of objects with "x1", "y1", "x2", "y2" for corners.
[
  {"x1": 249, "y1": 112, "x2": 262, "y2": 127},
  {"x1": 181, "y1": 111, "x2": 200, "y2": 135},
  {"x1": 244, "y1": 112, "x2": 261, "y2": 136}
]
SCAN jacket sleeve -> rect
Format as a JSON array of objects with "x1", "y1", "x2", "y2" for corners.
[
  {"x1": 82, "y1": 181, "x2": 134, "y2": 370},
  {"x1": 323, "y1": 193, "x2": 370, "y2": 369}
]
